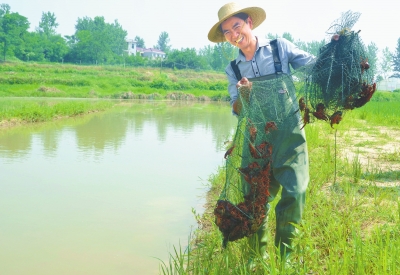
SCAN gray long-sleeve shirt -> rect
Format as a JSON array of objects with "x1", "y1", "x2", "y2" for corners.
[{"x1": 225, "y1": 37, "x2": 315, "y2": 111}]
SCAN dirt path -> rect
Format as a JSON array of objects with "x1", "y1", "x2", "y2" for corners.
[{"x1": 335, "y1": 122, "x2": 400, "y2": 187}]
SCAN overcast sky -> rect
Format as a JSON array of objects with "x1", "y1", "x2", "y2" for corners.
[{"x1": 4, "y1": 0, "x2": 399, "y2": 53}]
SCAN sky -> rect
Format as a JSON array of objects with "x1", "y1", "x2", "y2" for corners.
[{"x1": 4, "y1": 0, "x2": 400, "y2": 53}]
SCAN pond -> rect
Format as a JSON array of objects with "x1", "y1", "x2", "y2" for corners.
[{"x1": 0, "y1": 100, "x2": 237, "y2": 275}]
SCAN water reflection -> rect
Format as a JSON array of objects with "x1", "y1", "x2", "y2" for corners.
[{"x1": 0, "y1": 100, "x2": 237, "y2": 275}]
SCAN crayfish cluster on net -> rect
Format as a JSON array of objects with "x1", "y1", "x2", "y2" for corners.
[
  {"x1": 299, "y1": 56, "x2": 376, "y2": 130},
  {"x1": 214, "y1": 120, "x2": 277, "y2": 248},
  {"x1": 299, "y1": 11, "x2": 377, "y2": 130},
  {"x1": 298, "y1": 97, "x2": 343, "y2": 129},
  {"x1": 343, "y1": 81, "x2": 376, "y2": 110}
]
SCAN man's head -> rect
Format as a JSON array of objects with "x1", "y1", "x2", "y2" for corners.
[{"x1": 207, "y1": 2, "x2": 266, "y2": 43}]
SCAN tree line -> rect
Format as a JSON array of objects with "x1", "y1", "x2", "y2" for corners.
[{"x1": 1, "y1": 3, "x2": 400, "y2": 81}]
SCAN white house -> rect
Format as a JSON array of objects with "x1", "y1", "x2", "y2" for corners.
[
  {"x1": 125, "y1": 39, "x2": 137, "y2": 56},
  {"x1": 377, "y1": 77, "x2": 400, "y2": 92},
  {"x1": 125, "y1": 39, "x2": 166, "y2": 59}
]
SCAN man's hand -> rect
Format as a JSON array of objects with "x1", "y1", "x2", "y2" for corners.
[
  {"x1": 236, "y1": 77, "x2": 252, "y2": 101},
  {"x1": 331, "y1": 34, "x2": 340, "y2": 41},
  {"x1": 236, "y1": 77, "x2": 252, "y2": 89},
  {"x1": 233, "y1": 77, "x2": 252, "y2": 115}
]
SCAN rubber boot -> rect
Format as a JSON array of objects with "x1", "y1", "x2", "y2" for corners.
[{"x1": 247, "y1": 205, "x2": 270, "y2": 270}]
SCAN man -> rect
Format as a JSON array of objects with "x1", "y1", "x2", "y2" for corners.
[{"x1": 208, "y1": 2, "x2": 315, "y2": 264}]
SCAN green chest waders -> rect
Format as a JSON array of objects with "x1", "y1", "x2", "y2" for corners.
[
  {"x1": 239, "y1": 74, "x2": 309, "y2": 260},
  {"x1": 224, "y1": 40, "x2": 309, "y2": 261}
]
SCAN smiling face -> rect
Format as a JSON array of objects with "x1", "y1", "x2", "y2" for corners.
[{"x1": 220, "y1": 15, "x2": 256, "y2": 52}]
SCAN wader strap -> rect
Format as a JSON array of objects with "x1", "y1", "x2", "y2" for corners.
[
  {"x1": 230, "y1": 39, "x2": 283, "y2": 81},
  {"x1": 230, "y1": 60, "x2": 242, "y2": 81},
  {"x1": 270, "y1": 39, "x2": 283, "y2": 75}
]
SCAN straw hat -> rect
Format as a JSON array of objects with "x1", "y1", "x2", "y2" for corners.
[{"x1": 208, "y1": 2, "x2": 266, "y2": 43}]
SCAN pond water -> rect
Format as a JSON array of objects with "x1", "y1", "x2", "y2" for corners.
[{"x1": 0, "y1": 100, "x2": 237, "y2": 275}]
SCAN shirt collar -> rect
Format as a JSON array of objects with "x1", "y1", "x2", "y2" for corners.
[{"x1": 235, "y1": 36, "x2": 269, "y2": 64}]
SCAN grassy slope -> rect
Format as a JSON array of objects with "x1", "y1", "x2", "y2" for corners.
[
  {"x1": 0, "y1": 62, "x2": 228, "y2": 100},
  {"x1": 161, "y1": 98, "x2": 400, "y2": 275}
]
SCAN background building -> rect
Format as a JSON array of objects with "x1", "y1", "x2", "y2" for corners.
[{"x1": 125, "y1": 39, "x2": 166, "y2": 59}]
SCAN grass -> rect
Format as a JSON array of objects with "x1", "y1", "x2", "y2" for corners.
[
  {"x1": 0, "y1": 62, "x2": 228, "y2": 100},
  {"x1": 159, "y1": 99, "x2": 400, "y2": 274},
  {"x1": 1, "y1": 62, "x2": 400, "y2": 273},
  {"x1": 0, "y1": 98, "x2": 115, "y2": 126}
]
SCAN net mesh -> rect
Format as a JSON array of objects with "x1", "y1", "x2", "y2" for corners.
[
  {"x1": 214, "y1": 10, "x2": 376, "y2": 247},
  {"x1": 299, "y1": 10, "x2": 376, "y2": 128},
  {"x1": 215, "y1": 75, "x2": 301, "y2": 247}
]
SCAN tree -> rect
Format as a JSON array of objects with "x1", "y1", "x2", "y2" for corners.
[
  {"x1": 198, "y1": 42, "x2": 237, "y2": 71},
  {"x1": 36, "y1": 11, "x2": 58, "y2": 36},
  {"x1": 0, "y1": 3, "x2": 10, "y2": 16},
  {"x1": 33, "y1": 11, "x2": 68, "y2": 62},
  {"x1": 66, "y1": 16, "x2": 127, "y2": 63},
  {"x1": 282, "y1": 32, "x2": 295, "y2": 43},
  {"x1": 266, "y1": 33, "x2": 278, "y2": 40},
  {"x1": 379, "y1": 47, "x2": 393, "y2": 79},
  {"x1": 14, "y1": 31, "x2": 45, "y2": 62},
  {"x1": 164, "y1": 47, "x2": 205, "y2": 70},
  {"x1": 298, "y1": 40, "x2": 325, "y2": 57},
  {"x1": 154, "y1": 31, "x2": 171, "y2": 53},
  {"x1": 134, "y1": 35, "x2": 145, "y2": 48},
  {"x1": 365, "y1": 42, "x2": 378, "y2": 81},
  {"x1": 266, "y1": 32, "x2": 325, "y2": 57},
  {"x1": 392, "y1": 37, "x2": 400, "y2": 78},
  {"x1": 0, "y1": 8, "x2": 29, "y2": 61}
]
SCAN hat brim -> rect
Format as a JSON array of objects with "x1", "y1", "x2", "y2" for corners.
[{"x1": 208, "y1": 6, "x2": 266, "y2": 43}]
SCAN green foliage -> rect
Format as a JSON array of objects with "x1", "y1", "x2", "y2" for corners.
[
  {"x1": 266, "y1": 32, "x2": 326, "y2": 57},
  {"x1": 134, "y1": 35, "x2": 145, "y2": 48},
  {"x1": 198, "y1": 43, "x2": 237, "y2": 71},
  {"x1": 165, "y1": 48, "x2": 205, "y2": 70},
  {"x1": 0, "y1": 9, "x2": 30, "y2": 61},
  {"x1": 392, "y1": 37, "x2": 400, "y2": 78},
  {"x1": 0, "y1": 62, "x2": 228, "y2": 99},
  {"x1": 65, "y1": 16, "x2": 127, "y2": 63},
  {"x1": 36, "y1": 11, "x2": 58, "y2": 36},
  {"x1": 15, "y1": 31, "x2": 45, "y2": 61},
  {"x1": 0, "y1": 98, "x2": 114, "y2": 123},
  {"x1": 366, "y1": 42, "x2": 379, "y2": 81},
  {"x1": 154, "y1": 31, "x2": 171, "y2": 53},
  {"x1": 296, "y1": 39, "x2": 326, "y2": 57},
  {"x1": 380, "y1": 47, "x2": 393, "y2": 79}
]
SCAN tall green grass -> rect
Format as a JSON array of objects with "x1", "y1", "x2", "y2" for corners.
[
  {"x1": 159, "y1": 100, "x2": 400, "y2": 274},
  {"x1": 0, "y1": 62, "x2": 228, "y2": 100},
  {"x1": 0, "y1": 98, "x2": 114, "y2": 124}
]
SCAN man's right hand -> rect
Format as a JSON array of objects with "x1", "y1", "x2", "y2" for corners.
[
  {"x1": 236, "y1": 77, "x2": 252, "y2": 89},
  {"x1": 237, "y1": 77, "x2": 252, "y2": 101},
  {"x1": 233, "y1": 77, "x2": 252, "y2": 115}
]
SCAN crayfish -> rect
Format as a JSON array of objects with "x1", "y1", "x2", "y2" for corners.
[
  {"x1": 247, "y1": 118, "x2": 258, "y2": 143},
  {"x1": 330, "y1": 111, "x2": 343, "y2": 128},
  {"x1": 216, "y1": 119, "x2": 275, "y2": 248},
  {"x1": 312, "y1": 103, "x2": 329, "y2": 121},
  {"x1": 224, "y1": 145, "x2": 235, "y2": 159},
  {"x1": 353, "y1": 82, "x2": 376, "y2": 108},
  {"x1": 360, "y1": 58, "x2": 370, "y2": 74},
  {"x1": 300, "y1": 107, "x2": 310, "y2": 130},
  {"x1": 264, "y1": 121, "x2": 278, "y2": 134},
  {"x1": 215, "y1": 159, "x2": 271, "y2": 248}
]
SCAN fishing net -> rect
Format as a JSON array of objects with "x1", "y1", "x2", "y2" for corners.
[
  {"x1": 299, "y1": 10, "x2": 376, "y2": 128},
  {"x1": 214, "y1": 10, "x2": 376, "y2": 248},
  {"x1": 215, "y1": 74, "x2": 301, "y2": 248}
]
